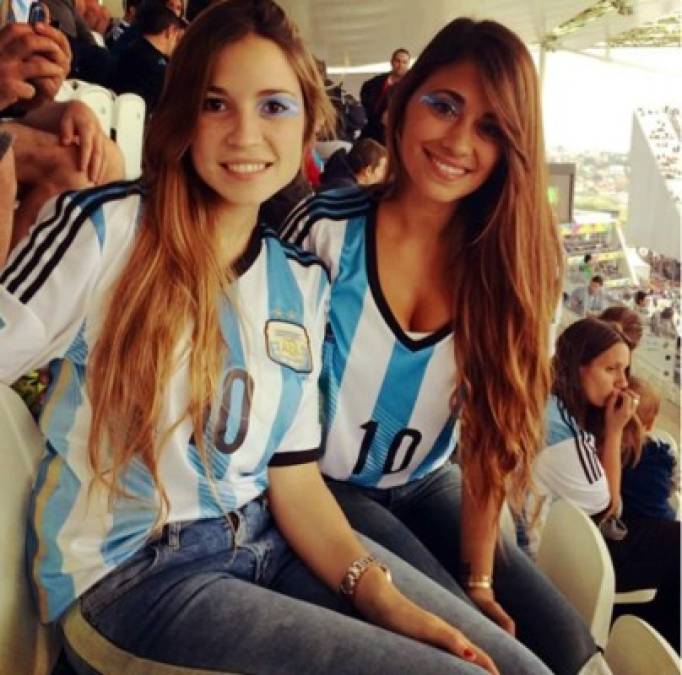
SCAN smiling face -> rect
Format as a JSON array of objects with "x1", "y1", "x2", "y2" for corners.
[
  {"x1": 397, "y1": 60, "x2": 502, "y2": 213},
  {"x1": 190, "y1": 33, "x2": 305, "y2": 223},
  {"x1": 579, "y1": 341, "x2": 630, "y2": 407}
]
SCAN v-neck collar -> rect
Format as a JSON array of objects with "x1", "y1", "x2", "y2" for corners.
[{"x1": 364, "y1": 206, "x2": 452, "y2": 352}]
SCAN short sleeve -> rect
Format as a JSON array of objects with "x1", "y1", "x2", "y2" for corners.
[
  {"x1": 268, "y1": 264, "x2": 330, "y2": 466},
  {"x1": 0, "y1": 184, "x2": 139, "y2": 383}
]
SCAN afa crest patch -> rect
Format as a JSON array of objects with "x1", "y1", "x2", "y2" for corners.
[{"x1": 265, "y1": 320, "x2": 313, "y2": 373}]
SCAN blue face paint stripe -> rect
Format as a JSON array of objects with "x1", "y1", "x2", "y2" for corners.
[{"x1": 353, "y1": 341, "x2": 434, "y2": 487}]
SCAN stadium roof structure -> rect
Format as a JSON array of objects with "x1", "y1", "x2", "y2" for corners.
[{"x1": 278, "y1": 0, "x2": 680, "y2": 68}]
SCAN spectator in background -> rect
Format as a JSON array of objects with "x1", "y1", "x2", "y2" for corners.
[
  {"x1": 620, "y1": 376, "x2": 677, "y2": 522},
  {"x1": 112, "y1": 0, "x2": 185, "y2": 114},
  {"x1": 359, "y1": 47, "x2": 410, "y2": 144},
  {"x1": 82, "y1": 0, "x2": 111, "y2": 37},
  {"x1": 320, "y1": 137, "x2": 387, "y2": 190},
  {"x1": 105, "y1": 0, "x2": 142, "y2": 47},
  {"x1": 315, "y1": 58, "x2": 366, "y2": 144},
  {"x1": 530, "y1": 318, "x2": 680, "y2": 653},
  {"x1": 651, "y1": 306, "x2": 678, "y2": 339},
  {"x1": 43, "y1": 0, "x2": 117, "y2": 86},
  {"x1": 578, "y1": 252, "x2": 594, "y2": 282},
  {"x1": 599, "y1": 305, "x2": 644, "y2": 348},
  {"x1": 634, "y1": 289, "x2": 649, "y2": 314},
  {"x1": 569, "y1": 274, "x2": 606, "y2": 316}
]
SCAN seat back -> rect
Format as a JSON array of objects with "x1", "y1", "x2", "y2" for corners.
[
  {"x1": 54, "y1": 79, "x2": 79, "y2": 103},
  {"x1": 0, "y1": 384, "x2": 59, "y2": 675},
  {"x1": 111, "y1": 93, "x2": 146, "y2": 179},
  {"x1": 604, "y1": 615, "x2": 680, "y2": 675},
  {"x1": 536, "y1": 499, "x2": 615, "y2": 648},
  {"x1": 73, "y1": 83, "x2": 115, "y2": 135}
]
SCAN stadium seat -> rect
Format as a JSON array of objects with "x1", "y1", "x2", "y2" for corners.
[
  {"x1": 536, "y1": 499, "x2": 615, "y2": 648},
  {"x1": 54, "y1": 79, "x2": 79, "y2": 103},
  {"x1": 111, "y1": 93, "x2": 146, "y2": 179},
  {"x1": 604, "y1": 615, "x2": 680, "y2": 675},
  {"x1": 0, "y1": 384, "x2": 59, "y2": 674},
  {"x1": 73, "y1": 83, "x2": 115, "y2": 136}
]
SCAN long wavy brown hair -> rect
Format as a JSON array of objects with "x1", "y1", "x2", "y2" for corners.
[
  {"x1": 86, "y1": 0, "x2": 333, "y2": 520},
  {"x1": 383, "y1": 18, "x2": 564, "y2": 511}
]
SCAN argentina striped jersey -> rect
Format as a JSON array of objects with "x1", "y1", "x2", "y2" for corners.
[
  {"x1": 533, "y1": 395, "x2": 610, "y2": 516},
  {"x1": 281, "y1": 187, "x2": 459, "y2": 489},
  {"x1": 0, "y1": 182, "x2": 329, "y2": 622}
]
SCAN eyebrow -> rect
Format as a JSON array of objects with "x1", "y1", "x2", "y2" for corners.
[{"x1": 206, "y1": 85, "x2": 299, "y2": 98}]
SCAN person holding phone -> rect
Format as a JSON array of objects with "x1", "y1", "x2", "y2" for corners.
[
  {"x1": 0, "y1": 2, "x2": 71, "y2": 111},
  {"x1": 529, "y1": 317, "x2": 680, "y2": 652}
]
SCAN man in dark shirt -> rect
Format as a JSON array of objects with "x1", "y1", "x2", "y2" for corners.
[
  {"x1": 359, "y1": 47, "x2": 410, "y2": 144},
  {"x1": 111, "y1": 0, "x2": 185, "y2": 114}
]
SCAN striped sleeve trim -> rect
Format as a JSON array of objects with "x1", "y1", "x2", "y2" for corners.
[
  {"x1": 280, "y1": 187, "x2": 372, "y2": 245},
  {"x1": 557, "y1": 400, "x2": 602, "y2": 484},
  {"x1": 263, "y1": 230, "x2": 331, "y2": 282},
  {"x1": 268, "y1": 447, "x2": 322, "y2": 467},
  {"x1": 1, "y1": 181, "x2": 141, "y2": 304}
]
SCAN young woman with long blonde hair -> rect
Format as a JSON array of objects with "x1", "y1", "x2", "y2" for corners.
[
  {"x1": 0, "y1": 2, "x2": 558, "y2": 673},
  {"x1": 283, "y1": 17, "x2": 606, "y2": 674}
]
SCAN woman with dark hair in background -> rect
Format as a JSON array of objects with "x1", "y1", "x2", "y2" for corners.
[{"x1": 533, "y1": 318, "x2": 679, "y2": 652}]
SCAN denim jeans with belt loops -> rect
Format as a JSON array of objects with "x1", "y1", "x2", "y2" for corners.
[{"x1": 61, "y1": 496, "x2": 551, "y2": 675}]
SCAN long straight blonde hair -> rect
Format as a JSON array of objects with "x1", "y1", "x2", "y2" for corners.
[
  {"x1": 385, "y1": 18, "x2": 564, "y2": 511},
  {"x1": 87, "y1": 0, "x2": 332, "y2": 519}
]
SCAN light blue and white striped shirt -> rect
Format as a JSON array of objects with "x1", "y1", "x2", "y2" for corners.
[{"x1": 0, "y1": 181, "x2": 329, "y2": 622}]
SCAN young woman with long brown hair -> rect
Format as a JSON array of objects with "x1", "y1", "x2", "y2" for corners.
[
  {"x1": 282, "y1": 17, "x2": 606, "y2": 674},
  {"x1": 0, "y1": 2, "x2": 559, "y2": 673}
]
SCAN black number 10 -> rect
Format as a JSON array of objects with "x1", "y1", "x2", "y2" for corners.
[{"x1": 352, "y1": 420, "x2": 422, "y2": 475}]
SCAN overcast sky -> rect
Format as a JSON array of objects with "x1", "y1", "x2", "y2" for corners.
[{"x1": 541, "y1": 47, "x2": 682, "y2": 153}]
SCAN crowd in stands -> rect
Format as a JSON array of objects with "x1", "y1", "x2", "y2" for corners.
[
  {"x1": 635, "y1": 106, "x2": 682, "y2": 204},
  {"x1": 0, "y1": 1, "x2": 679, "y2": 673}
]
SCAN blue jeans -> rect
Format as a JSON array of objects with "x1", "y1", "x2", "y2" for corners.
[
  {"x1": 326, "y1": 463, "x2": 599, "y2": 675},
  {"x1": 61, "y1": 497, "x2": 550, "y2": 674}
]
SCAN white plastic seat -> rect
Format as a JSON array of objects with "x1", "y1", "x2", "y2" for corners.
[
  {"x1": 536, "y1": 499, "x2": 615, "y2": 648},
  {"x1": 73, "y1": 83, "x2": 115, "y2": 135},
  {"x1": 111, "y1": 93, "x2": 146, "y2": 179},
  {"x1": 604, "y1": 615, "x2": 680, "y2": 675},
  {"x1": 53, "y1": 79, "x2": 79, "y2": 103},
  {"x1": 0, "y1": 384, "x2": 59, "y2": 674}
]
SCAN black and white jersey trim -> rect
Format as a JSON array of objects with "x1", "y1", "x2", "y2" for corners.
[
  {"x1": 280, "y1": 187, "x2": 373, "y2": 245},
  {"x1": 1, "y1": 181, "x2": 141, "y2": 303},
  {"x1": 557, "y1": 400, "x2": 603, "y2": 484}
]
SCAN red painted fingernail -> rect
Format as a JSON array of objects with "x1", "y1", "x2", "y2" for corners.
[{"x1": 463, "y1": 649, "x2": 476, "y2": 661}]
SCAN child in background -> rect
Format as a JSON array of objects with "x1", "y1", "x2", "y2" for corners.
[{"x1": 621, "y1": 376, "x2": 678, "y2": 521}]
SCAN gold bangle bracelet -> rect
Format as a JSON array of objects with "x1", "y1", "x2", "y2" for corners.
[{"x1": 465, "y1": 574, "x2": 493, "y2": 590}]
